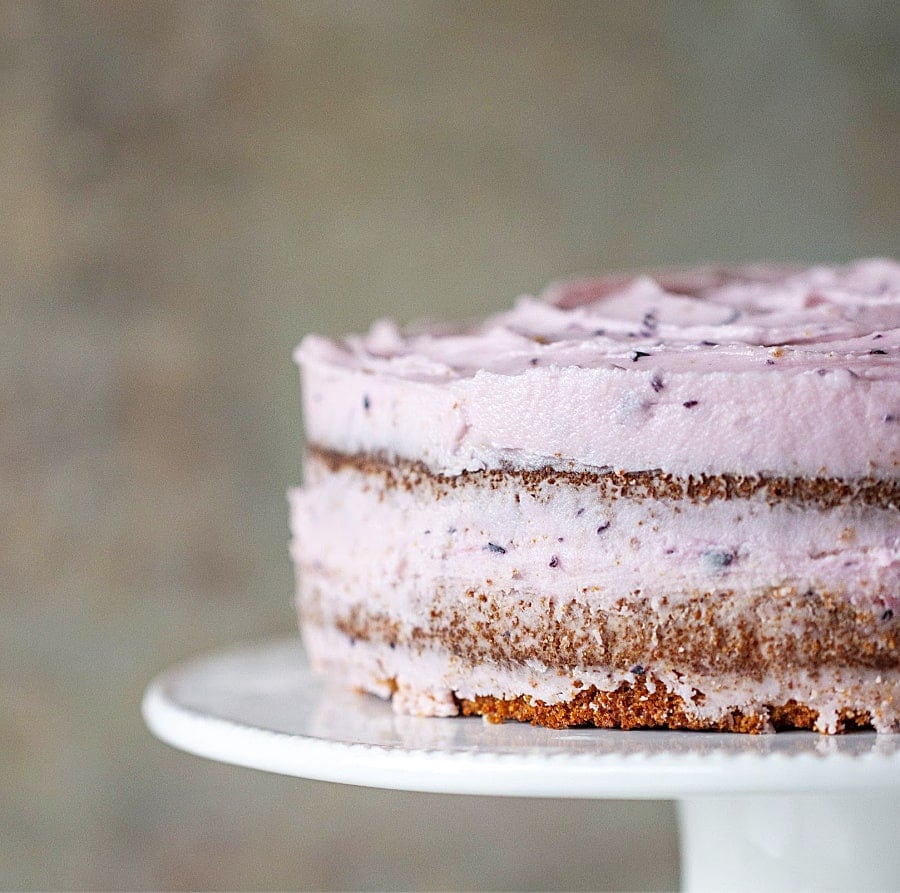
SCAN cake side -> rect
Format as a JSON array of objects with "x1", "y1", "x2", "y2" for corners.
[
  {"x1": 290, "y1": 449, "x2": 898, "y2": 733},
  {"x1": 289, "y1": 259, "x2": 900, "y2": 733}
]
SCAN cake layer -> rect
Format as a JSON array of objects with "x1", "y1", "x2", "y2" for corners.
[
  {"x1": 295, "y1": 259, "x2": 899, "y2": 477},
  {"x1": 299, "y1": 580, "x2": 899, "y2": 676},
  {"x1": 290, "y1": 450, "x2": 898, "y2": 617}
]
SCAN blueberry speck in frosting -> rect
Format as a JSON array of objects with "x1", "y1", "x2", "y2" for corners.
[
  {"x1": 549, "y1": 555, "x2": 560, "y2": 568},
  {"x1": 630, "y1": 664, "x2": 646, "y2": 675},
  {"x1": 576, "y1": 507, "x2": 585, "y2": 516},
  {"x1": 363, "y1": 395, "x2": 371, "y2": 410},
  {"x1": 703, "y1": 549, "x2": 734, "y2": 570},
  {"x1": 485, "y1": 542, "x2": 507, "y2": 554},
  {"x1": 631, "y1": 350, "x2": 651, "y2": 362},
  {"x1": 766, "y1": 359, "x2": 775, "y2": 365},
  {"x1": 869, "y1": 349, "x2": 887, "y2": 355},
  {"x1": 650, "y1": 373, "x2": 664, "y2": 393},
  {"x1": 683, "y1": 400, "x2": 699, "y2": 408},
  {"x1": 597, "y1": 521, "x2": 611, "y2": 534},
  {"x1": 873, "y1": 333, "x2": 883, "y2": 339},
  {"x1": 593, "y1": 328, "x2": 606, "y2": 337},
  {"x1": 701, "y1": 340, "x2": 718, "y2": 347},
  {"x1": 640, "y1": 311, "x2": 658, "y2": 336},
  {"x1": 883, "y1": 609, "x2": 894, "y2": 621},
  {"x1": 529, "y1": 357, "x2": 539, "y2": 366},
  {"x1": 885, "y1": 414, "x2": 896, "y2": 423}
]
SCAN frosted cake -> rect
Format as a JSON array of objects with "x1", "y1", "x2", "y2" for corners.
[{"x1": 288, "y1": 259, "x2": 899, "y2": 733}]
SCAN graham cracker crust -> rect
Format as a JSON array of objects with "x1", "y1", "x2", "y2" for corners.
[{"x1": 458, "y1": 679, "x2": 875, "y2": 734}]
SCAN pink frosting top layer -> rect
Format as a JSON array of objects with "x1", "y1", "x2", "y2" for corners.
[{"x1": 296, "y1": 259, "x2": 900, "y2": 477}]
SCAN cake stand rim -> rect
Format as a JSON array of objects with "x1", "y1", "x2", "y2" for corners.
[{"x1": 141, "y1": 636, "x2": 900, "y2": 800}]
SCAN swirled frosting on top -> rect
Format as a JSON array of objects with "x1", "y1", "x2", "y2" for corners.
[{"x1": 296, "y1": 259, "x2": 900, "y2": 477}]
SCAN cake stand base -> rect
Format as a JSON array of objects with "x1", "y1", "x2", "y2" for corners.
[
  {"x1": 678, "y1": 793, "x2": 899, "y2": 892},
  {"x1": 143, "y1": 639, "x2": 900, "y2": 892}
]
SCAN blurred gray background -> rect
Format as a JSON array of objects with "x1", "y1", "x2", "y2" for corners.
[{"x1": 2, "y1": 1, "x2": 898, "y2": 890}]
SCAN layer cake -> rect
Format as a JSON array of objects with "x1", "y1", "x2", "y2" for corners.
[{"x1": 289, "y1": 260, "x2": 899, "y2": 733}]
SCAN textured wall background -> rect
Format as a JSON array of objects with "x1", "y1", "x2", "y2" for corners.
[{"x1": 2, "y1": 1, "x2": 898, "y2": 890}]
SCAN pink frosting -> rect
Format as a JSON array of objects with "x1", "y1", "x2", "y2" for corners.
[{"x1": 295, "y1": 259, "x2": 900, "y2": 477}]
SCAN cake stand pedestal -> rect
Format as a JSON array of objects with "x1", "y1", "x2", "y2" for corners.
[{"x1": 142, "y1": 639, "x2": 900, "y2": 892}]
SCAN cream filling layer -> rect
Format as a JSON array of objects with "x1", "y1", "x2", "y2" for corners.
[{"x1": 289, "y1": 457, "x2": 899, "y2": 619}]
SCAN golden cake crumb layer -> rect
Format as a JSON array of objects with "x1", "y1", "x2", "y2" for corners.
[
  {"x1": 301, "y1": 585, "x2": 898, "y2": 678},
  {"x1": 308, "y1": 445, "x2": 900, "y2": 510}
]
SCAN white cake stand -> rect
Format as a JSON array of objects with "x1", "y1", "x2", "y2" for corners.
[{"x1": 142, "y1": 638, "x2": 900, "y2": 892}]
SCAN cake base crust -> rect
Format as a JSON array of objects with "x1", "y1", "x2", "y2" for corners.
[{"x1": 459, "y1": 679, "x2": 875, "y2": 734}]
